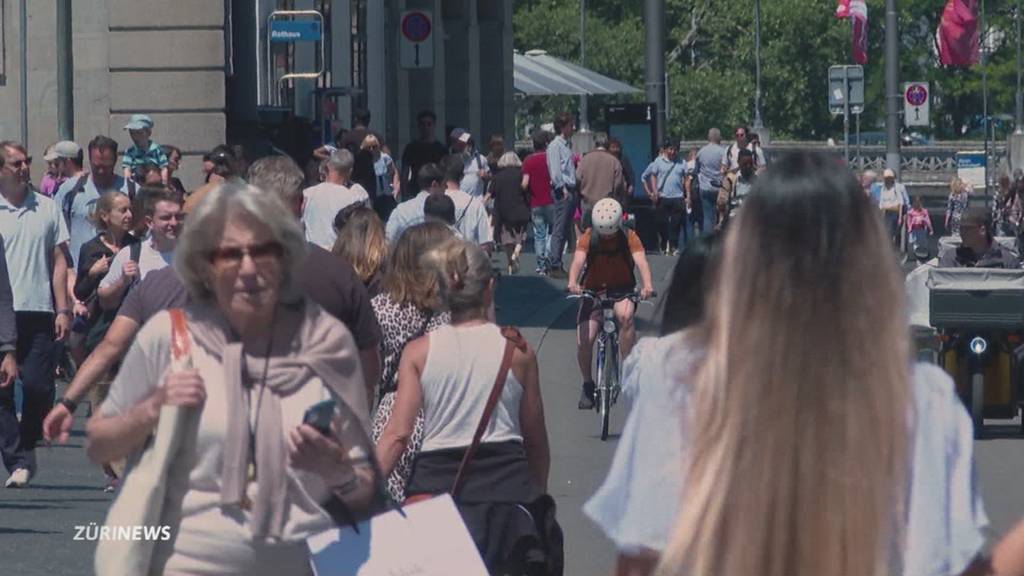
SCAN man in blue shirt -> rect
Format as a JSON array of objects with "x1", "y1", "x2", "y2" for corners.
[
  {"x1": 545, "y1": 112, "x2": 576, "y2": 278},
  {"x1": 385, "y1": 163, "x2": 445, "y2": 243},
  {"x1": 693, "y1": 128, "x2": 726, "y2": 235},
  {"x1": 642, "y1": 138, "x2": 688, "y2": 254}
]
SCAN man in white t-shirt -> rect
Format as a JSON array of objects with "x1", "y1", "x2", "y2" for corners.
[
  {"x1": 449, "y1": 128, "x2": 490, "y2": 197},
  {"x1": 877, "y1": 168, "x2": 909, "y2": 247},
  {"x1": 721, "y1": 126, "x2": 767, "y2": 174},
  {"x1": 301, "y1": 149, "x2": 370, "y2": 250},
  {"x1": 98, "y1": 189, "x2": 182, "y2": 310},
  {"x1": 443, "y1": 156, "x2": 493, "y2": 252}
]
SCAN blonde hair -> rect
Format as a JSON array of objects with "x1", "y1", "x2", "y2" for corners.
[
  {"x1": 381, "y1": 221, "x2": 455, "y2": 310},
  {"x1": 87, "y1": 190, "x2": 131, "y2": 231},
  {"x1": 332, "y1": 205, "x2": 387, "y2": 283},
  {"x1": 657, "y1": 153, "x2": 910, "y2": 576},
  {"x1": 950, "y1": 176, "x2": 968, "y2": 195},
  {"x1": 497, "y1": 151, "x2": 522, "y2": 169},
  {"x1": 425, "y1": 239, "x2": 493, "y2": 318},
  {"x1": 361, "y1": 133, "x2": 381, "y2": 150}
]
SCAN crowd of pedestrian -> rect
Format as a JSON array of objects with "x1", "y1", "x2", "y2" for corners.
[{"x1": 3, "y1": 104, "x2": 1024, "y2": 576}]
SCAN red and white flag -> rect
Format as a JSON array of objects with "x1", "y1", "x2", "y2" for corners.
[
  {"x1": 835, "y1": 0, "x2": 851, "y2": 19},
  {"x1": 850, "y1": 0, "x2": 868, "y2": 65},
  {"x1": 937, "y1": 0, "x2": 980, "y2": 67}
]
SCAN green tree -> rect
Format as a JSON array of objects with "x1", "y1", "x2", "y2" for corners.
[{"x1": 514, "y1": 0, "x2": 1022, "y2": 141}]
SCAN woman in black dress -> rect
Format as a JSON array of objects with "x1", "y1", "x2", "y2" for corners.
[
  {"x1": 75, "y1": 191, "x2": 138, "y2": 354},
  {"x1": 74, "y1": 190, "x2": 138, "y2": 490},
  {"x1": 489, "y1": 151, "x2": 531, "y2": 274}
]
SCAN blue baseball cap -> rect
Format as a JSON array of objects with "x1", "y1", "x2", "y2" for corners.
[{"x1": 124, "y1": 114, "x2": 154, "y2": 131}]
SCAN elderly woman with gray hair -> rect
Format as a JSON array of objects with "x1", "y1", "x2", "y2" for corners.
[{"x1": 86, "y1": 181, "x2": 375, "y2": 575}]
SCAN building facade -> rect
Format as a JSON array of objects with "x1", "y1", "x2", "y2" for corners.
[{"x1": 0, "y1": 0, "x2": 513, "y2": 189}]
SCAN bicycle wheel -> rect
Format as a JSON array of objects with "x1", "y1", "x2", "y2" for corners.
[{"x1": 599, "y1": 338, "x2": 619, "y2": 441}]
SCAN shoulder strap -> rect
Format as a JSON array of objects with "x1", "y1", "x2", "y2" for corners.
[
  {"x1": 451, "y1": 326, "x2": 527, "y2": 499},
  {"x1": 168, "y1": 308, "x2": 192, "y2": 370},
  {"x1": 129, "y1": 240, "x2": 142, "y2": 264},
  {"x1": 62, "y1": 174, "x2": 90, "y2": 229},
  {"x1": 619, "y1": 229, "x2": 635, "y2": 272},
  {"x1": 456, "y1": 196, "x2": 473, "y2": 226},
  {"x1": 657, "y1": 162, "x2": 677, "y2": 193}
]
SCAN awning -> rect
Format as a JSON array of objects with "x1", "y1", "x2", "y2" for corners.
[{"x1": 514, "y1": 50, "x2": 641, "y2": 96}]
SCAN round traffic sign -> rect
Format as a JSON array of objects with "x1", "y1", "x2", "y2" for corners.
[
  {"x1": 401, "y1": 12, "x2": 431, "y2": 43},
  {"x1": 905, "y1": 84, "x2": 928, "y2": 107}
]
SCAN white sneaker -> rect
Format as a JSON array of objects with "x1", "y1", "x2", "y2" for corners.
[{"x1": 5, "y1": 467, "x2": 31, "y2": 488}]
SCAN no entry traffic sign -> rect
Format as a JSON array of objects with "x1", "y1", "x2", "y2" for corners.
[
  {"x1": 903, "y1": 82, "x2": 930, "y2": 127},
  {"x1": 400, "y1": 11, "x2": 434, "y2": 69}
]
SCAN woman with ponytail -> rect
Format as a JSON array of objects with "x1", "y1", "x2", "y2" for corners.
[{"x1": 376, "y1": 238, "x2": 553, "y2": 573}]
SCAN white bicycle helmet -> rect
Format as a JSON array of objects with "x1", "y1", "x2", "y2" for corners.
[{"x1": 592, "y1": 198, "x2": 623, "y2": 237}]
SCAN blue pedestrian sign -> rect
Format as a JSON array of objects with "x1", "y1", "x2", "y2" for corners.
[{"x1": 270, "y1": 20, "x2": 322, "y2": 43}]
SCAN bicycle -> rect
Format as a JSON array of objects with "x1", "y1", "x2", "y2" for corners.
[{"x1": 567, "y1": 289, "x2": 656, "y2": 440}]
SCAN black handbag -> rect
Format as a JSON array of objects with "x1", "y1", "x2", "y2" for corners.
[{"x1": 449, "y1": 327, "x2": 564, "y2": 576}]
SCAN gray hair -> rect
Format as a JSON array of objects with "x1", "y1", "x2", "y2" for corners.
[
  {"x1": 496, "y1": 151, "x2": 522, "y2": 169},
  {"x1": 174, "y1": 180, "x2": 308, "y2": 303},
  {"x1": 327, "y1": 149, "x2": 355, "y2": 175},
  {"x1": 708, "y1": 128, "x2": 722, "y2": 143},
  {"x1": 247, "y1": 155, "x2": 305, "y2": 208}
]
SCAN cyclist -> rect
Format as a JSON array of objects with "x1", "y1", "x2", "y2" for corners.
[{"x1": 568, "y1": 198, "x2": 654, "y2": 409}]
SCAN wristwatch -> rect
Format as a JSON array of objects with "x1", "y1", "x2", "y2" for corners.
[{"x1": 58, "y1": 397, "x2": 79, "y2": 413}]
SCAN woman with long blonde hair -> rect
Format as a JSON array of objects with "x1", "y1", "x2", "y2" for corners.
[
  {"x1": 586, "y1": 152, "x2": 988, "y2": 576},
  {"x1": 332, "y1": 204, "x2": 387, "y2": 297}
]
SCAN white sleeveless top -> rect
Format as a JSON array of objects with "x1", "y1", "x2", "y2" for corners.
[{"x1": 419, "y1": 323, "x2": 524, "y2": 452}]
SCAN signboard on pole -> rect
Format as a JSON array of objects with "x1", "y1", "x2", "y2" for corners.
[
  {"x1": 270, "y1": 20, "x2": 323, "y2": 43},
  {"x1": 399, "y1": 11, "x2": 434, "y2": 69},
  {"x1": 957, "y1": 151, "x2": 986, "y2": 190},
  {"x1": 828, "y1": 65, "x2": 864, "y2": 115},
  {"x1": 903, "y1": 82, "x2": 930, "y2": 127}
]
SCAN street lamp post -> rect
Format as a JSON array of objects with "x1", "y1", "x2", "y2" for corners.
[
  {"x1": 1016, "y1": 0, "x2": 1022, "y2": 134},
  {"x1": 579, "y1": 0, "x2": 589, "y2": 132},
  {"x1": 884, "y1": 0, "x2": 901, "y2": 176},
  {"x1": 753, "y1": 0, "x2": 764, "y2": 131}
]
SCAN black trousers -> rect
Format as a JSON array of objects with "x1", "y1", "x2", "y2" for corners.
[{"x1": 0, "y1": 312, "x2": 56, "y2": 473}]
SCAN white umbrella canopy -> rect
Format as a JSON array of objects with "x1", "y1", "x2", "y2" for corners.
[{"x1": 514, "y1": 50, "x2": 641, "y2": 96}]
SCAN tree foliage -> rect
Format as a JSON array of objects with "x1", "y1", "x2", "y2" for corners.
[{"x1": 514, "y1": 0, "x2": 1024, "y2": 140}]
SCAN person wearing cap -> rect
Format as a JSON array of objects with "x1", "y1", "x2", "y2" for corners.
[
  {"x1": 642, "y1": 138, "x2": 687, "y2": 254},
  {"x1": 449, "y1": 127, "x2": 490, "y2": 198},
  {"x1": 878, "y1": 168, "x2": 908, "y2": 248},
  {"x1": 49, "y1": 140, "x2": 86, "y2": 188},
  {"x1": 121, "y1": 114, "x2": 169, "y2": 186},
  {"x1": 54, "y1": 136, "x2": 130, "y2": 275},
  {"x1": 40, "y1": 143, "x2": 70, "y2": 198}
]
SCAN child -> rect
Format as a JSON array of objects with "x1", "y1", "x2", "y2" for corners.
[
  {"x1": 122, "y1": 114, "x2": 169, "y2": 185},
  {"x1": 906, "y1": 195, "x2": 933, "y2": 247},
  {"x1": 944, "y1": 176, "x2": 970, "y2": 235}
]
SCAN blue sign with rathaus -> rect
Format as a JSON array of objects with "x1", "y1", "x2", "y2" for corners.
[{"x1": 270, "y1": 20, "x2": 322, "y2": 43}]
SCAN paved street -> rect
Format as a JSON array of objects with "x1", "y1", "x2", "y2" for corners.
[{"x1": 1, "y1": 253, "x2": 1023, "y2": 575}]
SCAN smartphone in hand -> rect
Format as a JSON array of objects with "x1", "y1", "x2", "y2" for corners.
[{"x1": 302, "y1": 399, "x2": 336, "y2": 435}]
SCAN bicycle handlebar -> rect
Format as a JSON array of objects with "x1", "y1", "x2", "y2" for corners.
[{"x1": 565, "y1": 289, "x2": 658, "y2": 303}]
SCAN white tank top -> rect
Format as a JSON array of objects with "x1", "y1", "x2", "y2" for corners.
[{"x1": 419, "y1": 323, "x2": 524, "y2": 452}]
